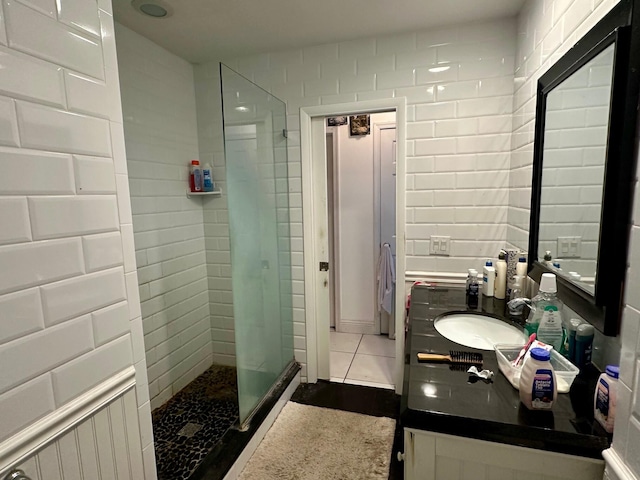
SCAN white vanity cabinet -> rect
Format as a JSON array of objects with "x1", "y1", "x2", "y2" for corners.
[{"x1": 403, "y1": 428, "x2": 605, "y2": 480}]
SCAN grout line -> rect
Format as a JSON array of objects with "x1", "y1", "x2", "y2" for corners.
[{"x1": 344, "y1": 335, "x2": 363, "y2": 379}]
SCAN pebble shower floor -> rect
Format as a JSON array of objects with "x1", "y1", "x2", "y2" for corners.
[{"x1": 151, "y1": 365, "x2": 239, "y2": 480}]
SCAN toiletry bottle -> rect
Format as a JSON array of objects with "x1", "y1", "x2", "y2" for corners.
[
  {"x1": 466, "y1": 268, "x2": 474, "y2": 296},
  {"x1": 483, "y1": 260, "x2": 495, "y2": 297},
  {"x1": 594, "y1": 365, "x2": 619, "y2": 433},
  {"x1": 575, "y1": 324, "x2": 595, "y2": 369},
  {"x1": 569, "y1": 272, "x2": 581, "y2": 281},
  {"x1": 525, "y1": 273, "x2": 563, "y2": 337},
  {"x1": 508, "y1": 276, "x2": 526, "y2": 315},
  {"x1": 566, "y1": 318, "x2": 582, "y2": 363},
  {"x1": 509, "y1": 276, "x2": 523, "y2": 302},
  {"x1": 553, "y1": 261, "x2": 562, "y2": 272},
  {"x1": 495, "y1": 251, "x2": 507, "y2": 300},
  {"x1": 516, "y1": 256, "x2": 528, "y2": 278},
  {"x1": 544, "y1": 251, "x2": 553, "y2": 267},
  {"x1": 202, "y1": 163, "x2": 213, "y2": 192},
  {"x1": 467, "y1": 270, "x2": 479, "y2": 309},
  {"x1": 519, "y1": 347, "x2": 557, "y2": 410},
  {"x1": 191, "y1": 160, "x2": 202, "y2": 192},
  {"x1": 534, "y1": 274, "x2": 564, "y2": 351}
]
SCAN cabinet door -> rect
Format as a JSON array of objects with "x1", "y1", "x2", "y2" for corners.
[
  {"x1": 404, "y1": 428, "x2": 605, "y2": 480},
  {"x1": 404, "y1": 429, "x2": 436, "y2": 480}
]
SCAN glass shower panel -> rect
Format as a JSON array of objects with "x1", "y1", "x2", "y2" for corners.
[{"x1": 220, "y1": 64, "x2": 295, "y2": 424}]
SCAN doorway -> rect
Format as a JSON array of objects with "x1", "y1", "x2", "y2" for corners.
[
  {"x1": 300, "y1": 99, "x2": 407, "y2": 395},
  {"x1": 325, "y1": 113, "x2": 397, "y2": 388}
]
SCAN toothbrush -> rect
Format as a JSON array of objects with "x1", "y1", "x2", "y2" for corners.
[{"x1": 513, "y1": 333, "x2": 536, "y2": 367}]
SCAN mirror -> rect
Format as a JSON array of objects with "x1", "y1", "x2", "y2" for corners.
[
  {"x1": 537, "y1": 44, "x2": 614, "y2": 295},
  {"x1": 528, "y1": 0, "x2": 638, "y2": 336}
]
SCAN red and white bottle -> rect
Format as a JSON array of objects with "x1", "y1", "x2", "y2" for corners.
[{"x1": 190, "y1": 160, "x2": 202, "y2": 192}]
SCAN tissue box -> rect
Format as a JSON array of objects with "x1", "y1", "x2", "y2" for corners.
[{"x1": 503, "y1": 249, "x2": 521, "y2": 281}]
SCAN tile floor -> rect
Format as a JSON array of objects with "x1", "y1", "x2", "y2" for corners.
[{"x1": 329, "y1": 331, "x2": 395, "y2": 390}]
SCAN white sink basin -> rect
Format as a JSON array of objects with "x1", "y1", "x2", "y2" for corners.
[{"x1": 434, "y1": 313, "x2": 526, "y2": 351}]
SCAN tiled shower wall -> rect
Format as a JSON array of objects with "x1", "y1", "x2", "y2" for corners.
[
  {"x1": 115, "y1": 24, "x2": 214, "y2": 410},
  {"x1": 0, "y1": 0, "x2": 154, "y2": 475},
  {"x1": 195, "y1": 18, "x2": 519, "y2": 379},
  {"x1": 193, "y1": 64, "x2": 237, "y2": 366}
]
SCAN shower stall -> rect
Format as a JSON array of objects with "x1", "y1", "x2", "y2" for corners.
[
  {"x1": 220, "y1": 64, "x2": 296, "y2": 425},
  {"x1": 118, "y1": 37, "x2": 297, "y2": 478}
]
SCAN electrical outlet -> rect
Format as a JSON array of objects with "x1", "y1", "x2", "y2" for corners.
[
  {"x1": 430, "y1": 236, "x2": 451, "y2": 256},
  {"x1": 557, "y1": 236, "x2": 582, "y2": 258}
]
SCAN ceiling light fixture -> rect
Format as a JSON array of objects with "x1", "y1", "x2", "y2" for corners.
[
  {"x1": 131, "y1": 0, "x2": 173, "y2": 18},
  {"x1": 429, "y1": 66, "x2": 451, "y2": 73},
  {"x1": 235, "y1": 106, "x2": 250, "y2": 112}
]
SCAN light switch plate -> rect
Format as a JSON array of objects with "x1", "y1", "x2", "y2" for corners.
[
  {"x1": 430, "y1": 236, "x2": 451, "y2": 256},
  {"x1": 557, "y1": 236, "x2": 582, "y2": 258}
]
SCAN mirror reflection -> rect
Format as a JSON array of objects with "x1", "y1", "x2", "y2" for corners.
[{"x1": 538, "y1": 44, "x2": 615, "y2": 294}]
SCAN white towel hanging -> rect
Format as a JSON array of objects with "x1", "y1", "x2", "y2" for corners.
[{"x1": 377, "y1": 243, "x2": 395, "y2": 315}]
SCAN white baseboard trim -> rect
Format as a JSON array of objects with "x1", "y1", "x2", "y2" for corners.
[
  {"x1": 603, "y1": 448, "x2": 639, "y2": 480},
  {"x1": 223, "y1": 372, "x2": 301, "y2": 480},
  {"x1": 405, "y1": 271, "x2": 467, "y2": 285},
  {"x1": 0, "y1": 366, "x2": 136, "y2": 475}
]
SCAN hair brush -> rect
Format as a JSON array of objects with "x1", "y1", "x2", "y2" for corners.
[{"x1": 417, "y1": 350, "x2": 483, "y2": 366}]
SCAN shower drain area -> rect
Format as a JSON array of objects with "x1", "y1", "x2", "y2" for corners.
[
  {"x1": 177, "y1": 422, "x2": 203, "y2": 438},
  {"x1": 151, "y1": 365, "x2": 239, "y2": 480}
]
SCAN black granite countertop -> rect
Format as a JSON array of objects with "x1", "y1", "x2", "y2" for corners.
[{"x1": 400, "y1": 284, "x2": 611, "y2": 459}]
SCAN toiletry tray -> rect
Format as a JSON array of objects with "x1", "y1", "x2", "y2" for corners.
[{"x1": 494, "y1": 344, "x2": 579, "y2": 394}]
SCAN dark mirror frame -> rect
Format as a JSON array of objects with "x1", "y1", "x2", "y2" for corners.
[{"x1": 528, "y1": 0, "x2": 640, "y2": 336}]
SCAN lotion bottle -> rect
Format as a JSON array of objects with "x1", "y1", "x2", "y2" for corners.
[
  {"x1": 483, "y1": 260, "x2": 495, "y2": 297},
  {"x1": 516, "y1": 256, "x2": 527, "y2": 278},
  {"x1": 594, "y1": 365, "x2": 619, "y2": 433},
  {"x1": 495, "y1": 251, "x2": 507, "y2": 300},
  {"x1": 519, "y1": 347, "x2": 557, "y2": 410}
]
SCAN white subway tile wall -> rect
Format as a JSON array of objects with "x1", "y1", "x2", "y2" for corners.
[
  {"x1": 190, "y1": 19, "x2": 517, "y2": 379},
  {"x1": 115, "y1": 23, "x2": 214, "y2": 411},
  {"x1": 193, "y1": 64, "x2": 237, "y2": 367},
  {"x1": 511, "y1": 1, "x2": 640, "y2": 478},
  {"x1": 0, "y1": 0, "x2": 153, "y2": 476},
  {"x1": 507, "y1": 0, "x2": 621, "y2": 251}
]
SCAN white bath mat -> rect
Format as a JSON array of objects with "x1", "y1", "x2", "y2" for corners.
[{"x1": 239, "y1": 402, "x2": 396, "y2": 480}]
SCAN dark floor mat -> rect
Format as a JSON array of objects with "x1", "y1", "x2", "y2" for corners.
[{"x1": 151, "y1": 365, "x2": 239, "y2": 480}]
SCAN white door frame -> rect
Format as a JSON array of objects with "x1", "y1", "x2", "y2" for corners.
[{"x1": 300, "y1": 98, "x2": 407, "y2": 394}]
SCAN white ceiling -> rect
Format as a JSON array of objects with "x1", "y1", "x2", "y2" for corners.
[{"x1": 112, "y1": 0, "x2": 526, "y2": 64}]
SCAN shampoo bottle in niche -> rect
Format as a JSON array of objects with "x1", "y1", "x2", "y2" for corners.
[
  {"x1": 495, "y1": 251, "x2": 507, "y2": 300},
  {"x1": 519, "y1": 347, "x2": 557, "y2": 410},
  {"x1": 483, "y1": 260, "x2": 495, "y2": 297},
  {"x1": 594, "y1": 365, "x2": 619, "y2": 433},
  {"x1": 190, "y1": 160, "x2": 202, "y2": 192},
  {"x1": 202, "y1": 163, "x2": 214, "y2": 192},
  {"x1": 533, "y1": 273, "x2": 564, "y2": 351}
]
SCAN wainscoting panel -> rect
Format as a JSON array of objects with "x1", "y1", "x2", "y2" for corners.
[{"x1": 4, "y1": 387, "x2": 144, "y2": 480}]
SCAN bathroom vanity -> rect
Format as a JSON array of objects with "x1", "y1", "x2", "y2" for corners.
[{"x1": 400, "y1": 285, "x2": 609, "y2": 480}]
